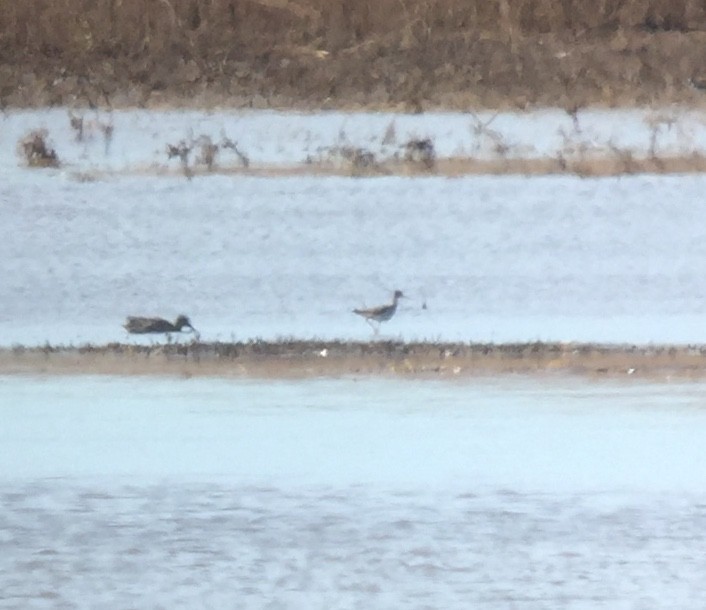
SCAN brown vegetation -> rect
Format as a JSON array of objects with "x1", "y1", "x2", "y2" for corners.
[
  {"x1": 4, "y1": 0, "x2": 706, "y2": 109},
  {"x1": 17, "y1": 129, "x2": 60, "y2": 167}
]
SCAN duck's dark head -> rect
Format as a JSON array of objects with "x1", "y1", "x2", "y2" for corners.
[
  {"x1": 393, "y1": 290, "x2": 405, "y2": 300},
  {"x1": 175, "y1": 315, "x2": 195, "y2": 332}
]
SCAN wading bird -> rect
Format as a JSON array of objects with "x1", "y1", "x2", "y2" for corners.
[
  {"x1": 123, "y1": 314, "x2": 198, "y2": 337},
  {"x1": 353, "y1": 290, "x2": 405, "y2": 334}
]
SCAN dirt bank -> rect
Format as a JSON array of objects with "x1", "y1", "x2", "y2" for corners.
[
  {"x1": 4, "y1": 340, "x2": 706, "y2": 380},
  {"x1": 4, "y1": 0, "x2": 706, "y2": 110}
]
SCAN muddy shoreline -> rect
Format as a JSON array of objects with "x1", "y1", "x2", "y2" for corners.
[
  {"x1": 4, "y1": 341, "x2": 706, "y2": 381},
  {"x1": 125, "y1": 154, "x2": 706, "y2": 180}
]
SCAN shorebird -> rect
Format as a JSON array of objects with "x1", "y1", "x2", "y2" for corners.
[
  {"x1": 123, "y1": 314, "x2": 198, "y2": 337},
  {"x1": 353, "y1": 290, "x2": 405, "y2": 334}
]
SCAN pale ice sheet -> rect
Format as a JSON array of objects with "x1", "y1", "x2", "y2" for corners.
[{"x1": 3, "y1": 376, "x2": 706, "y2": 608}]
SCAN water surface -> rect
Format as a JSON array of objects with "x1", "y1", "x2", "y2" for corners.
[
  {"x1": 3, "y1": 376, "x2": 706, "y2": 608},
  {"x1": 3, "y1": 110, "x2": 706, "y2": 345}
]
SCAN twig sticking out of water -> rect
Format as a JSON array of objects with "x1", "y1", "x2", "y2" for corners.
[
  {"x1": 167, "y1": 139, "x2": 193, "y2": 178},
  {"x1": 69, "y1": 112, "x2": 84, "y2": 142},
  {"x1": 220, "y1": 135, "x2": 250, "y2": 168},
  {"x1": 646, "y1": 112, "x2": 678, "y2": 160},
  {"x1": 468, "y1": 111, "x2": 500, "y2": 152},
  {"x1": 565, "y1": 103, "x2": 583, "y2": 133},
  {"x1": 100, "y1": 119, "x2": 114, "y2": 155},
  {"x1": 68, "y1": 111, "x2": 115, "y2": 154}
]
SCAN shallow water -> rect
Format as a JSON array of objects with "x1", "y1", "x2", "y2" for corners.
[
  {"x1": 4, "y1": 170, "x2": 706, "y2": 345},
  {"x1": 3, "y1": 376, "x2": 706, "y2": 608},
  {"x1": 3, "y1": 109, "x2": 706, "y2": 345}
]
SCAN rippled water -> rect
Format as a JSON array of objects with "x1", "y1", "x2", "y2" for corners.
[
  {"x1": 3, "y1": 110, "x2": 706, "y2": 345},
  {"x1": 5, "y1": 482, "x2": 706, "y2": 609},
  {"x1": 3, "y1": 376, "x2": 706, "y2": 608}
]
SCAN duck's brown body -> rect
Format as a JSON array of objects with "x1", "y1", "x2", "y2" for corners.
[{"x1": 124, "y1": 314, "x2": 196, "y2": 335}]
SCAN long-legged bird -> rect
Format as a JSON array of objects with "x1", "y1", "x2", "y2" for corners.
[{"x1": 353, "y1": 290, "x2": 405, "y2": 334}]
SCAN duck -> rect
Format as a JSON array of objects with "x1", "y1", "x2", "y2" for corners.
[{"x1": 123, "y1": 314, "x2": 197, "y2": 336}]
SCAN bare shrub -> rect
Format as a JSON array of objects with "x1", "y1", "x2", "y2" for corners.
[
  {"x1": 68, "y1": 111, "x2": 84, "y2": 141},
  {"x1": 403, "y1": 137, "x2": 436, "y2": 170},
  {"x1": 167, "y1": 139, "x2": 193, "y2": 178},
  {"x1": 344, "y1": 147, "x2": 377, "y2": 174},
  {"x1": 167, "y1": 132, "x2": 250, "y2": 177},
  {"x1": 195, "y1": 135, "x2": 219, "y2": 171},
  {"x1": 68, "y1": 111, "x2": 114, "y2": 153},
  {"x1": 167, "y1": 140, "x2": 191, "y2": 163},
  {"x1": 316, "y1": 144, "x2": 379, "y2": 175},
  {"x1": 557, "y1": 126, "x2": 593, "y2": 164},
  {"x1": 220, "y1": 135, "x2": 250, "y2": 168},
  {"x1": 468, "y1": 112, "x2": 513, "y2": 157},
  {"x1": 17, "y1": 129, "x2": 59, "y2": 168}
]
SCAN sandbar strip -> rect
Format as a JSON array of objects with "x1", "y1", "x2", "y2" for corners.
[{"x1": 2, "y1": 341, "x2": 706, "y2": 381}]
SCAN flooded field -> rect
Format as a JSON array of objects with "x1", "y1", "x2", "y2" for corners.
[{"x1": 4, "y1": 108, "x2": 706, "y2": 607}]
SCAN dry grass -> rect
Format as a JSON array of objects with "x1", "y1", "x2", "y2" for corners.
[
  {"x1": 4, "y1": 1, "x2": 706, "y2": 108},
  {"x1": 4, "y1": 0, "x2": 705, "y2": 51}
]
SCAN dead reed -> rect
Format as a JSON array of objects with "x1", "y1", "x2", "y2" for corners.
[
  {"x1": 4, "y1": 0, "x2": 706, "y2": 109},
  {"x1": 4, "y1": 0, "x2": 706, "y2": 54},
  {"x1": 166, "y1": 132, "x2": 249, "y2": 178}
]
